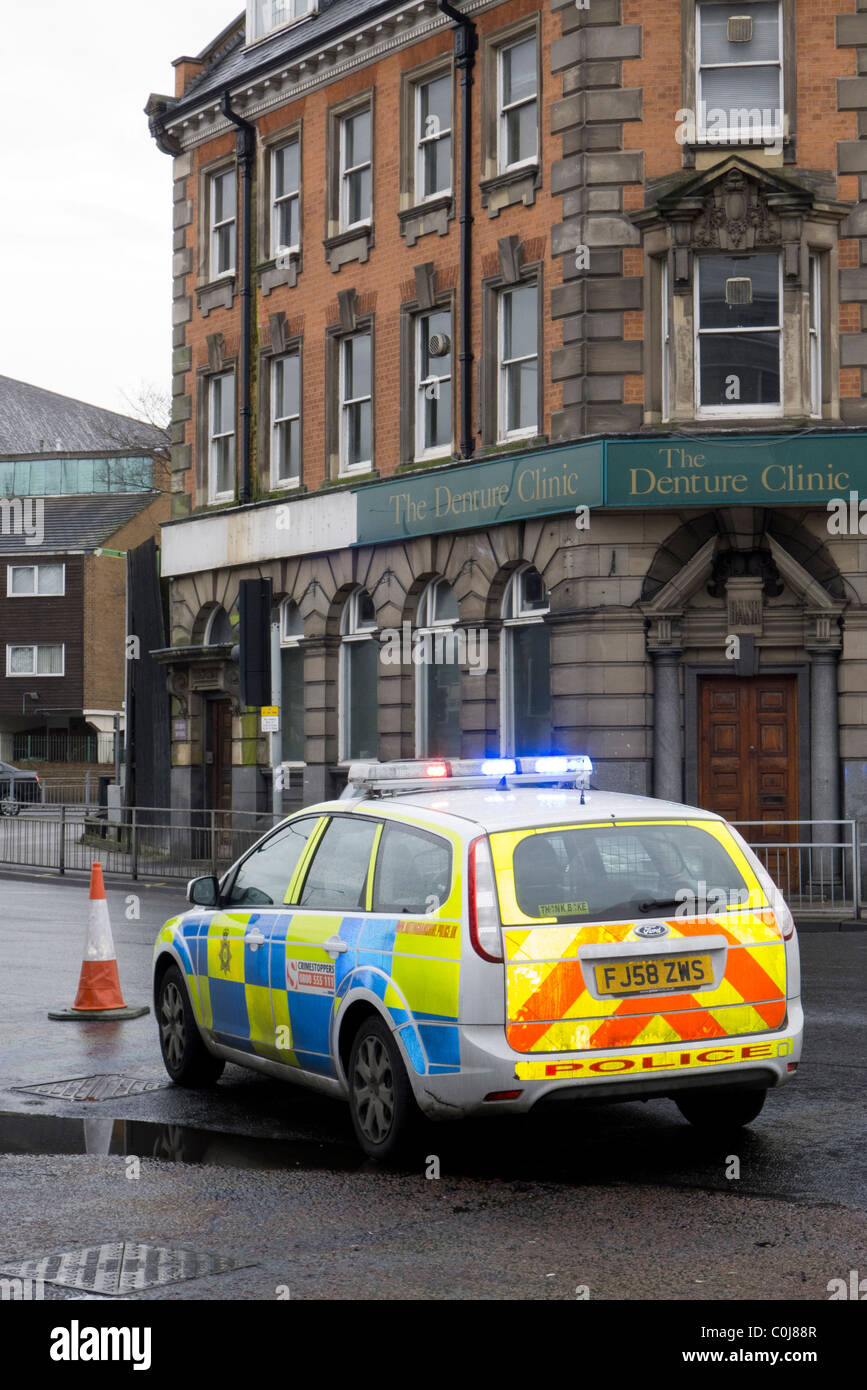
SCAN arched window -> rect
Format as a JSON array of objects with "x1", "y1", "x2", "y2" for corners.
[
  {"x1": 415, "y1": 577, "x2": 461, "y2": 758},
  {"x1": 279, "y1": 599, "x2": 304, "y2": 763},
  {"x1": 501, "y1": 565, "x2": 551, "y2": 756},
  {"x1": 203, "y1": 605, "x2": 233, "y2": 645},
  {"x1": 339, "y1": 588, "x2": 378, "y2": 761}
]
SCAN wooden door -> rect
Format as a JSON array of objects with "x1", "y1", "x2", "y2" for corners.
[
  {"x1": 206, "y1": 699, "x2": 234, "y2": 858},
  {"x1": 698, "y1": 677, "x2": 798, "y2": 844}
]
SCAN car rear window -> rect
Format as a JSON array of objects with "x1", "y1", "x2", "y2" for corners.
[{"x1": 498, "y1": 821, "x2": 754, "y2": 924}]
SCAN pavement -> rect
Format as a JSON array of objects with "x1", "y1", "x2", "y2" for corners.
[{"x1": 0, "y1": 869, "x2": 864, "y2": 1302}]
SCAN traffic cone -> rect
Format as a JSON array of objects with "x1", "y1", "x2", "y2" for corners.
[{"x1": 48, "y1": 863, "x2": 149, "y2": 1021}]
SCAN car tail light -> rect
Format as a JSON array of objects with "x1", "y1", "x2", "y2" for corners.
[{"x1": 468, "y1": 835, "x2": 503, "y2": 962}]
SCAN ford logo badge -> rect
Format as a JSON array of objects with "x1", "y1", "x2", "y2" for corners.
[{"x1": 635, "y1": 922, "x2": 669, "y2": 939}]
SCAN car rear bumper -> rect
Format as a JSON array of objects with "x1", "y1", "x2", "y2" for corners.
[{"x1": 407, "y1": 998, "x2": 804, "y2": 1119}]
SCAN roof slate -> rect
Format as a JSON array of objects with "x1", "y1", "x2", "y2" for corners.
[
  {"x1": 0, "y1": 493, "x2": 159, "y2": 554},
  {"x1": 0, "y1": 376, "x2": 166, "y2": 458}
]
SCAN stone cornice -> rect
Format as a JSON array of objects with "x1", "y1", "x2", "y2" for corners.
[{"x1": 163, "y1": 0, "x2": 494, "y2": 152}]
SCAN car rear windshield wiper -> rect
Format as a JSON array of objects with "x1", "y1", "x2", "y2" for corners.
[{"x1": 636, "y1": 897, "x2": 683, "y2": 913}]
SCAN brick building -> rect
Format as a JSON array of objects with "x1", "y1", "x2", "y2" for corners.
[
  {"x1": 0, "y1": 376, "x2": 168, "y2": 777},
  {"x1": 148, "y1": 1, "x2": 867, "y2": 843}
]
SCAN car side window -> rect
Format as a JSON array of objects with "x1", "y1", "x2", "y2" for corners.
[
  {"x1": 294, "y1": 816, "x2": 380, "y2": 911},
  {"x1": 373, "y1": 822, "x2": 453, "y2": 916},
  {"x1": 226, "y1": 816, "x2": 319, "y2": 907}
]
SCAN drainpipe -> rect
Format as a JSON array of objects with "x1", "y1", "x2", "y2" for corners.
[
  {"x1": 221, "y1": 92, "x2": 255, "y2": 505},
  {"x1": 437, "y1": 0, "x2": 476, "y2": 460}
]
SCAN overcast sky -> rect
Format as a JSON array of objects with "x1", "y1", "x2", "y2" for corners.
[{"x1": 0, "y1": 1, "x2": 237, "y2": 422}]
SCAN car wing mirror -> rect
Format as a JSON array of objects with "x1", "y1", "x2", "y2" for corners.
[{"x1": 187, "y1": 875, "x2": 220, "y2": 908}]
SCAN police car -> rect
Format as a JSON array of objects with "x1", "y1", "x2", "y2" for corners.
[{"x1": 153, "y1": 758, "x2": 803, "y2": 1158}]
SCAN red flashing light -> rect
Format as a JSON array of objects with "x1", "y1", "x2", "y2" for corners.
[{"x1": 425, "y1": 762, "x2": 449, "y2": 778}]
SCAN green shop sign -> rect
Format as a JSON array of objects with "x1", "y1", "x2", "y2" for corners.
[
  {"x1": 354, "y1": 441, "x2": 604, "y2": 544},
  {"x1": 606, "y1": 434, "x2": 867, "y2": 507}
]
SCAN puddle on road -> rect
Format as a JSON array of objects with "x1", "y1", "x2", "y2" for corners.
[{"x1": 0, "y1": 1111, "x2": 363, "y2": 1172}]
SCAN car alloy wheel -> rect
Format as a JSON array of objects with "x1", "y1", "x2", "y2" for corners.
[
  {"x1": 160, "y1": 979, "x2": 186, "y2": 1074},
  {"x1": 352, "y1": 1033, "x2": 395, "y2": 1145},
  {"x1": 1, "y1": 797, "x2": 19, "y2": 817},
  {"x1": 156, "y1": 963, "x2": 224, "y2": 1087},
  {"x1": 347, "y1": 1014, "x2": 419, "y2": 1160}
]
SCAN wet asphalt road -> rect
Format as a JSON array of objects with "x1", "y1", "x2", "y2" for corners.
[{"x1": 0, "y1": 869, "x2": 865, "y2": 1301}]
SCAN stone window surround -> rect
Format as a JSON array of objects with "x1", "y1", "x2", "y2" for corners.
[
  {"x1": 398, "y1": 274, "x2": 456, "y2": 469},
  {"x1": 479, "y1": 13, "x2": 542, "y2": 218},
  {"x1": 324, "y1": 88, "x2": 376, "y2": 273},
  {"x1": 680, "y1": 0, "x2": 798, "y2": 166},
  {"x1": 257, "y1": 119, "x2": 303, "y2": 296},
  {"x1": 480, "y1": 257, "x2": 545, "y2": 451},
  {"x1": 196, "y1": 152, "x2": 238, "y2": 316},
  {"x1": 324, "y1": 299, "x2": 377, "y2": 482},
  {"x1": 256, "y1": 325, "x2": 304, "y2": 497},
  {"x1": 195, "y1": 351, "x2": 239, "y2": 510},
  {"x1": 398, "y1": 53, "x2": 456, "y2": 247}
]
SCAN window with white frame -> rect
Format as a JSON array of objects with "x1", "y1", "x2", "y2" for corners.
[
  {"x1": 498, "y1": 282, "x2": 538, "y2": 441},
  {"x1": 340, "y1": 108, "x2": 372, "y2": 231},
  {"x1": 208, "y1": 372, "x2": 236, "y2": 500},
  {"x1": 415, "y1": 578, "x2": 461, "y2": 758},
  {"x1": 339, "y1": 588, "x2": 378, "y2": 761},
  {"x1": 415, "y1": 73, "x2": 452, "y2": 202},
  {"x1": 248, "y1": 0, "x2": 315, "y2": 44},
  {"x1": 6, "y1": 644, "x2": 64, "y2": 676},
  {"x1": 279, "y1": 598, "x2": 305, "y2": 763},
  {"x1": 209, "y1": 169, "x2": 236, "y2": 279},
  {"x1": 271, "y1": 353, "x2": 300, "y2": 487},
  {"x1": 416, "y1": 309, "x2": 452, "y2": 459},
  {"x1": 696, "y1": 253, "x2": 782, "y2": 415},
  {"x1": 501, "y1": 566, "x2": 550, "y2": 758},
  {"x1": 339, "y1": 332, "x2": 372, "y2": 474},
  {"x1": 7, "y1": 563, "x2": 65, "y2": 596},
  {"x1": 498, "y1": 35, "x2": 538, "y2": 172},
  {"x1": 809, "y1": 253, "x2": 821, "y2": 419},
  {"x1": 271, "y1": 139, "x2": 300, "y2": 257},
  {"x1": 696, "y1": 2, "x2": 783, "y2": 145}
]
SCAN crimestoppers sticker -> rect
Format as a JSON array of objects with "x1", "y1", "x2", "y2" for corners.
[{"x1": 286, "y1": 958, "x2": 336, "y2": 994}]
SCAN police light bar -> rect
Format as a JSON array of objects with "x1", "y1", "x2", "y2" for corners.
[{"x1": 342, "y1": 755, "x2": 593, "y2": 795}]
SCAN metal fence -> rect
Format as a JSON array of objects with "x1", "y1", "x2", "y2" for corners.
[
  {"x1": 732, "y1": 820, "x2": 860, "y2": 917},
  {"x1": 0, "y1": 806, "x2": 278, "y2": 881},
  {"x1": 12, "y1": 733, "x2": 102, "y2": 764}
]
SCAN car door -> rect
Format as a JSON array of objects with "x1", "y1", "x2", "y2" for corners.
[
  {"x1": 274, "y1": 814, "x2": 381, "y2": 1075},
  {"x1": 200, "y1": 815, "x2": 320, "y2": 1055}
]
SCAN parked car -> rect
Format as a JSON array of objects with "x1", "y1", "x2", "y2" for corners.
[{"x1": 0, "y1": 761, "x2": 42, "y2": 816}]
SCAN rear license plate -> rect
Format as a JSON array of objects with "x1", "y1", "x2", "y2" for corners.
[{"x1": 594, "y1": 954, "x2": 712, "y2": 995}]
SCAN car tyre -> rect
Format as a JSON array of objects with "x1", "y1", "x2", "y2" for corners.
[
  {"x1": 1, "y1": 796, "x2": 19, "y2": 817},
  {"x1": 348, "y1": 1014, "x2": 420, "y2": 1161},
  {"x1": 675, "y1": 1087, "x2": 767, "y2": 1131},
  {"x1": 157, "y1": 964, "x2": 225, "y2": 1087}
]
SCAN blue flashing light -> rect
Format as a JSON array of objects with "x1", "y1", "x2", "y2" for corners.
[{"x1": 481, "y1": 758, "x2": 517, "y2": 777}]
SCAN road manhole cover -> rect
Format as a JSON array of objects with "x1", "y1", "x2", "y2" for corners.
[
  {"x1": 0, "y1": 1243, "x2": 254, "y2": 1294},
  {"x1": 14, "y1": 1075, "x2": 167, "y2": 1102}
]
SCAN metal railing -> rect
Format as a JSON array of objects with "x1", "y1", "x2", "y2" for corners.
[
  {"x1": 11, "y1": 734, "x2": 103, "y2": 764},
  {"x1": 732, "y1": 819, "x2": 860, "y2": 917},
  {"x1": 0, "y1": 806, "x2": 278, "y2": 881}
]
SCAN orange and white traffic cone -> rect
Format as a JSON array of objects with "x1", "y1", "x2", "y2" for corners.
[{"x1": 48, "y1": 863, "x2": 149, "y2": 1021}]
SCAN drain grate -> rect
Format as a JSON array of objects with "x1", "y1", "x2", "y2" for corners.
[
  {"x1": 0, "y1": 1243, "x2": 254, "y2": 1294},
  {"x1": 14, "y1": 1075, "x2": 167, "y2": 1102}
]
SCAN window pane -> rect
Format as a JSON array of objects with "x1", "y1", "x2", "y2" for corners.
[
  {"x1": 216, "y1": 435, "x2": 235, "y2": 493},
  {"x1": 425, "y1": 659, "x2": 462, "y2": 758},
  {"x1": 274, "y1": 142, "x2": 299, "y2": 199},
  {"x1": 424, "y1": 380, "x2": 451, "y2": 450},
  {"x1": 214, "y1": 172, "x2": 235, "y2": 222},
  {"x1": 347, "y1": 167, "x2": 370, "y2": 225},
  {"x1": 503, "y1": 38, "x2": 537, "y2": 105},
  {"x1": 431, "y1": 579, "x2": 459, "y2": 624},
  {"x1": 281, "y1": 647, "x2": 305, "y2": 761},
  {"x1": 421, "y1": 311, "x2": 450, "y2": 377},
  {"x1": 699, "y1": 254, "x2": 779, "y2": 329},
  {"x1": 274, "y1": 355, "x2": 299, "y2": 419},
  {"x1": 276, "y1": 197, "x2": 299, "y2": 249},
  {"x1": 345, "y1": 640, "x2": 378, "y2": 758},
  {"x1": 700, "y1": 65, "x2": 781, "y2": 125},
  {"x1": 11, "y1": 568, "x2": 34, "y2": 594},
  {"x1": 700, "y1": 3, "x2": 780, "y2": 64},
  {"x1": 9, "y1": 646, "x2": 33, "y2": 674},
  {"x1": 345, "y1": 110, "x2": 370, "y2": 167},
  {"x1": 298, "y1": 815, "x2": 380, "y2": 910},
  {"x1": 520, "y1": 568, "x2": 548, "y2": 613},
  {"x1": 36, "y1": 645, "x2": 63, "y2": 675},
  {"x1": 506, "y1": 100, "x2": 537, "y2": 165},
  {"x1": 420, "y1": 75, "x2": 451, "y2": 135},
  {"x1": 275, "y1": 420, "x2": 299, "y2": 480},
  {"x1": 39, "y1": 565, "x2": 63, "y2": 594},
  {"x1": 506, "y1": 361, "x2": 538, "y2": 432},
  {"x1": 423, "y1": 135, "x2": 451, "y2": 197},
  {"x1": 374, "y1": 823, "x2": 453, "y2": 915},
  {"x1": 347, "y1": 402, "x2": 371, "y2": 466},
  {"x1": 700, "y1": 330, "x2": 780, "y2": 406},
  {"x1": 504, "y1": 285, "x2": 538, "y2": 360},
  {"x1": 511, "y1": 623, "x2": 550, "y2": 756},
  {"x1": 228, "y1": 817, "x2": 317, "y2": 907},
  {"x1": 346, "y1": 335, "x2": 371, "y2": 400}
]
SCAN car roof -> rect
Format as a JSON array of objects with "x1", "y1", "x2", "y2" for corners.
[{"x1": 314, "y1": 787, "x2": 725, "y2": 834}]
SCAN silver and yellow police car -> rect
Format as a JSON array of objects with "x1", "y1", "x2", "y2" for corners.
[{"x1": 153, "y1": 757, "x2": 803, "y2": 1158}]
